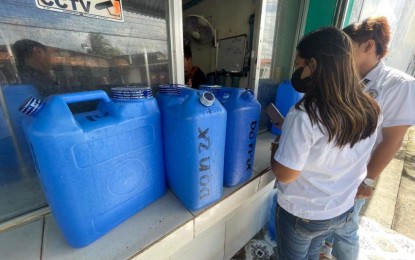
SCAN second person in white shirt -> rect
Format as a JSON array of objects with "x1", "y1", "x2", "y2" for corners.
[{"x1": 271, "y1": 27, "x2": 382, "y2": 259}]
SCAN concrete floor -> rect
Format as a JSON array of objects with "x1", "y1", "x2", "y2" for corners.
[{"x1": 362, "y1": 126, "x2": 415, "y2": 240}]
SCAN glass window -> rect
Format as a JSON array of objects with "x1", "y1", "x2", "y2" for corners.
[
  {"x1": 256, "y1": 0, "x2": 303, "y2": 130},
  {"x1": 346, "y1": 0, "x2": 415, "y2": 76},
  {"x1": 0, "y1": 0, "x2": 170, "y2": 223}
]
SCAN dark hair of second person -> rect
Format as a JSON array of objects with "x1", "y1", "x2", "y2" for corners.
[
  {"x1": 343, "y1": 16, "x2": 391, "y2": 59},
  {"x1": 295, "y1": 27, "x2": 380, "y2": 148}
]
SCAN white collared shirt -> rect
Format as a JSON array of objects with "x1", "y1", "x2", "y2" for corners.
[
  {"x1": 364, "y1": 61, "x2": 415, "y2": 143},
  {"x1": 274, "y1": 108, "x2": 380, "y2": 220}
]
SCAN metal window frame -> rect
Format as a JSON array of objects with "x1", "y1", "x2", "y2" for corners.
[{"x1": 165, "y1": 0, "x2": 185, "y2": 85}]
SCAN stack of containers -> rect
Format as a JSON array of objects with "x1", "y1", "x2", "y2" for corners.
[
  {"x1": 157, "y1": 85, "x2": 227, "y2": 211},
  {"x1": 0, "y1": 84, "x2": 39, "y2": 174},
  {"x1": 20, "y1": 88, "x2": 166, "y2": 247},
  {"x1": 271, "y1": 80, "x2": 303, "y2": 135},
  {"x1": 200, "y1": 85, "x2": 261, "y2": 186}
]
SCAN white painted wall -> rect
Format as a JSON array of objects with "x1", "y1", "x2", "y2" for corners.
[{"x1": 183, "y1": 0, "x2": 256, "y2": 88}]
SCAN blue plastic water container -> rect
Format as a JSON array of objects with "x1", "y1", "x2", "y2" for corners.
[
  {"x1": 157, "y1": 86, "x2": 226, "y2": 211},
  {"x1": 156, "y1": 84, "x2": 185, "y2": 112},
  {"x1": 21, "y1": 88, "x2": 166, "y2": 247},
  {"x1": 201, "y1": 86, "x2": 261, "y2": 187},
  {"x1": 271, "y1": 80, "x2": 303, "y2": 135},
  {"x1": 0, "y1": 84, "x2": 38, "y2": 179}
]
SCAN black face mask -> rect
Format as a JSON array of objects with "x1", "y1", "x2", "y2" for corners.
[{"x1": 291, "y1": 66, "x2": 311, "y2": 93}]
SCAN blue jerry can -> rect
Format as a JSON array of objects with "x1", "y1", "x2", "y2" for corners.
[
  {"x1": 271, "y1": 80, "x2": 303, "y2": 135},
  {"x1": 20, "y1": 88, "x2": 166, "y2": 247},
  {"x1": 157, "y1": 85, "x2": 226, "y2": 211},
  {"x1": 200, "y1": 85, "x2": 261, "y2": 187}
]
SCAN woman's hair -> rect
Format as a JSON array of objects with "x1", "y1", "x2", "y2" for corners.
[
  {"x1": 295, "y1": 27, "x2": 380, "y2": 148},
  {"x1": 184, "y1": 45, "x2": 192, "y2": 59},
  {"x1": 343, "y1": 16, "x2": 391, "y2": 59}
]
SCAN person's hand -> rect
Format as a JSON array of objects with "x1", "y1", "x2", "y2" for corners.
[{"x1": 356, "y1": 183, "x2": 374, "y2": 199}]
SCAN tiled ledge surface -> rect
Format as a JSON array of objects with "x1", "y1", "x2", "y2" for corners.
[{"x1": 0, "y1": 132, "x2": 277, "y2": 260}]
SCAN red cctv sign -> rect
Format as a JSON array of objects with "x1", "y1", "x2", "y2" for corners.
[{"x1": 35, "y1": 0, "x2": 124, "y2": 22}]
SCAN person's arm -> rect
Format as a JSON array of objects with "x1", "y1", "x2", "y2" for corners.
[
  {"x1": 356, "y1": 125, "x2": 410, "y2": 198},
  {"x1": 270, "y1": 110, "x2": 312, "y2": 184},
  {"x1": 271, "y1": 157, "x2": 300, "y2": 183},
  {"x1": 270, "y1": 131, "x2": 300, "y2": 184}
]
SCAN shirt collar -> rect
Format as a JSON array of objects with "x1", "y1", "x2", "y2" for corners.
[{"x1": 363, "y1": 60, "x2": 385, "y2": 83}]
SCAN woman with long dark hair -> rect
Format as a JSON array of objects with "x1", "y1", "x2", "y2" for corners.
[{"x1": 270, "y1": 27, "x2": 381, "y2": 259}]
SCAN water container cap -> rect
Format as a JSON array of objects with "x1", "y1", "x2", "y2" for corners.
[
  {"x1": 111, "y1": 87, "x2": 153, "y2": 100},
  {"x1": 242, "y1": 89, "x2": 255, "y2": 100},
  {"x1": 200, "y1": 91, "x2": 215, "y2": 107},
  {"x1": 19, "y1": 96, "x2": 43, "y2": 116}
]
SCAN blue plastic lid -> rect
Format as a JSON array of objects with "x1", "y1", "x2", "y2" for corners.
[
  {"x1": 19, "y1": 96, "x2": 43, "y2": 116},
  {"x1": 111, "y1": 87, "x2": 153, "y2": 101}
]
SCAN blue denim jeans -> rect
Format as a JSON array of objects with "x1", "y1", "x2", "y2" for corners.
[
  {"x1": 324, "y1": 198, "x2": 366, "y2": 260},
  {"x1": 276, "y1": 203, "x2": 354, "y2": 260}
]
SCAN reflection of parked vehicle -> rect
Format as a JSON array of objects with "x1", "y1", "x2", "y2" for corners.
[
  {"x1": 48, "y1": 46, "x2": 126, "y2": 92},
  {"x1": 1, "y1": 44, "x2": 170, "y2": 95}
]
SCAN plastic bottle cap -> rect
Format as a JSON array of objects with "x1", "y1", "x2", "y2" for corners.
[
  {"x1": 19, "y1": 96, "x2": 43, "y2": 116},
  {"x1": 111, "y1": 87, "x2": 153, "y2": 100},
  {"x1": 200, "y1": 91, "x2": 215, "y2": 107}
]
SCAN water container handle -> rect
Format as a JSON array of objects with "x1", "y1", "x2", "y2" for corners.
[
  {"x1": 242, "y1": 89, "x2": 255, "y2": 100},
  {"x1": 60, "y1": 90, "x2": 110, "y2": 104}
]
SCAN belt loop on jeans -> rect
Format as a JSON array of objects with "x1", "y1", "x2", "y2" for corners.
[{"x1": 300, "y1": 218, "x2": 310, "y2": 223}]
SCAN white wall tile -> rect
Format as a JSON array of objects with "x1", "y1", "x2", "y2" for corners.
[
  {"x1": 258, "y1": 170, "x2": 276, "y2": 191},
  {"x1": 256, "y1": 182, "x2": 275, "y2": 231},
  {"x1": 0, "y1": 218, "x2": 43, "y2": 260},
  {"x1": 193, "y1": 177, "x2": 260, "y2": 237},
  {"x1": 170, "y1": 219, "x2": 225, "y2": 260},
  {"x1": 224, "y1": 195, "x2": 261, "y2": 259},
  {"x1": 132, "y1": 221, "x2": 194, "y2": 260},
  {"x1": 224, "y1": 181, "x2": 274, "y2": 260}
]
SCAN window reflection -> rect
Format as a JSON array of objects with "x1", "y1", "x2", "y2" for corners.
[
  {"x1": 0, "y1": 0, "x2": 169, "y2": 222},
  {"x1": 257, "y1": 0, "x2": 302, "y2": 131}
]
